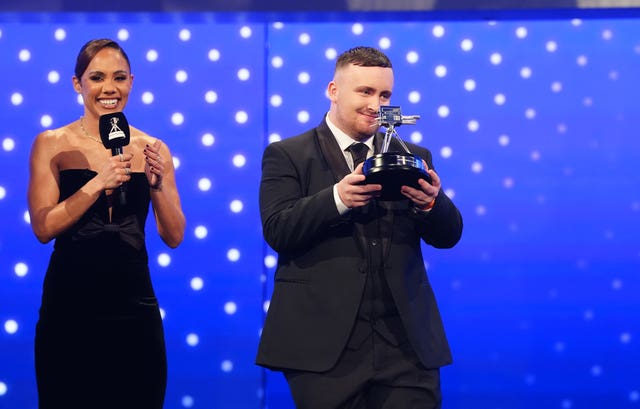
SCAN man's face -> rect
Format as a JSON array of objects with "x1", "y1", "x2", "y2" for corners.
[{"x1": 327, "y1": 63, "x2": 394, "y2": 141}]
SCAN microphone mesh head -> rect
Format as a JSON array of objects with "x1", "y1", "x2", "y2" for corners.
[{"x1": 99, "y1": 112, "x2": 130, "y2": 149}]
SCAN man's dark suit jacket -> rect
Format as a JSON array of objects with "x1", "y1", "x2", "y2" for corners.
[{"x1": 256, "y1": 118, "x2": 463, "y2": 373}]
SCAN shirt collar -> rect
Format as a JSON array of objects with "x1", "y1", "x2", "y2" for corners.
[{"x1": 325, "y1": 113, "x2": 374, "y2": 153}]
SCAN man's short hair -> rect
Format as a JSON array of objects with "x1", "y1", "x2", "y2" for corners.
[{"x1": 335, "y1": 46, "x2": 392, "y2": 72}]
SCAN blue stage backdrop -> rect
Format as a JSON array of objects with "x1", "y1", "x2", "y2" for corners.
[{"x1": 0, "y1": 12, "x2": 639, "y2": 409}]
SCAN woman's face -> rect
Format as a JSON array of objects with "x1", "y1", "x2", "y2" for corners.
[{"x1": 73, "y1": 47, "x2": 133, "y2": 119}]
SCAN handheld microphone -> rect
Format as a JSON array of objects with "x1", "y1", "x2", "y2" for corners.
[{"x1": 99, "y1": 112, "x2": 131, "y2": 206}]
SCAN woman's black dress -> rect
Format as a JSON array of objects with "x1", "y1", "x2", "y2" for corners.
[{"x1": 35, "y1": 169, "x2": 166, "y2": 409}]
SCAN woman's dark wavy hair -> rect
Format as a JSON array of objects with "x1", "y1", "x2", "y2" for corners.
[{"x1": 74, "y1": 38, "x2": 131, "y2": 79}]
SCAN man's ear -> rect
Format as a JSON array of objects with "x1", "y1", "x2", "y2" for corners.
[{"x1": 327, "y1": 80, "x2": 338, "y2": 102}]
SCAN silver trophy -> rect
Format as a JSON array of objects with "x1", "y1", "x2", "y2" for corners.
[{"x1": 363, "y1": 106, "x2": 431, "y2": 200}]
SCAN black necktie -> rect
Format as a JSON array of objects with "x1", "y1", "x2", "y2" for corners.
[{"x1": 347, "y1": 142, "x2": 369, "y2": 170}]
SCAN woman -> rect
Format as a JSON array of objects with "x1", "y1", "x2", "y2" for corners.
[{"x1": 28, "y1": 38, "x2": 185, "y2": 408}]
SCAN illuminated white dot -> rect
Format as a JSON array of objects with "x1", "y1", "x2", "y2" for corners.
[
  {"x1": 498, "y1": 134, "x2": 510, "y2": 146},
  {"x1": 157, "y1": 253, "x2": 171, "y2": 267},
  {"x1": 554, "y1": 341, "x2": 565, "y2": 352},
  {"x1": 24, "y1": 210, "x2": 30, "y2": 223},
  {"x1": 577, "y1": 55, "x2": 588, "y2": 67},
  {"x1": 435, "y1": 65, "x2": 447, "y2": 78},
  {"x1": 525, "y1": 108, "x2": 536, "y2": 119},
  {"x1": 273, "y1": 22, "x2": 284, "y2": 30},
  {"x1": 235, "y1": 111, "x2": 248, "y2": 124},
  {"x1": 4, "y1": 319, "x2": 18, "y2": 334},
  {"x1": 494, "y1": 93, "x2": 506, "y2": 105},
  {"x1": 146, "y1": 49, "x2": 159, "y2": 62},
  {"x1": 590, "y1": 365, "x2": 602, "y2": 376},
  {"x1": 490, "y1": 53, "x2": 502, "y2": 65},
  {"x1": 299, "y1": 33, "x2": 310, "y2": 45},
  {"x1": 198, "y1": 178, "x2": 212, "y2": 191},
  {"x1": 202, "y1": 133, "x2": 215, "y2": 147},
  {"x1": 440, "y1": 146, "x2": 452, "y2": 159},
  {"x1": 186, "y1": 333, "x2": 199, "y2": 346},
  {"x1": 179, "y1": 29, "x2": 191, "y2": 41},
  {"x1": 194, "y1": 225, "x2": 208, "y2": 239},
  {"x1": 208, "y1": 49, "x2": 221, "y2": 61},
  {"x1": 14, "y1": 262, "x2": 28, "y2": 277},
  {"x1": 557, "y1": 123, "x2": 568, "y2": 134},
  {"x1": 205, "y1": 90, "x2": 218, "y2": 104},
  {"x1": 264, "y1": 255, "x2": 277, "y2": 268},
  {"x1": 238, "y1": 68, "x2": 250, "y2": 81},
  {"x1": 432, "y1": 25, "x2": 445, "y2": 38},
  {"x1": 227, "y1": 248, "x2": 240, "y2": 262},
  {"x1": 546, "y1": 41, "x2": 558, "y2": 53},
  {"x1": 378, "y1": 37, "x2": 391, "y2": 50},
  {"x1": 224, "y1": 302, "x2": 237, "y2": 315},
  {"x1": 410, "y1": 131, "x2": 422, "y2": 144},
  {"x1": 602, "y1": 29, "x2": 613, "y2": 40},
  {"x1": 173, "y1": 156, "x2": 181, "y2": 170},
  {"x1": 54, "y1": 28, "x2": 66, "y2": 41},
  {"x1": 325, "y1": 48, "x2": 337, "y2": 60},
  {"x1": 240, "y1": 26, "x2": 252, "y2": 38},
  {"x1": 503, "y1": 177, "x2": 514, "y2": 189},
  {"x1": 221, "y1": 360, "x2": 233, "y2": 372},
  {"x1": 19, "y1": 49, "x2": 31, "y2": 62},
  {"x1": 297, "y1": 111, "x2": 310, "y2": 123},
  {"x1": 3, "y1": 138, "x2": 15, "y2": 151},
  {"x1": 408, "y1": 91, "x2": 421, "y2": 103},
  {"x1": 11, "y1": 92, "x2": 23, "y2": 105},
  {"x1": 141, "y1": 91, "x2": 154, "y2": 104},
  {"x1": 191, "y1": 277, "x2": 204, "y2": 291},
  {"x1": 467, "y1": 120, "x2": 479, "y2": 132},
  {"x1": 476, "y1": 205, "x2": 487, "y2": 216},
  {"x1": 159, "y1": 308, "x2": 166, "y2": 320},
  {"x1": 230, "y1": 200, "x2": 243, "y2": 213},
  {"x1": 182, "y1": 395, "x2": 194, "y2": 408},
  {"x1": 551, "y1": 81, "x2": 562, "y2": 93},
  {"x1": 583, "y1": 309, "x2": 594, "y2": 321},
  {"x1": 175, "y1": 70, "x2": 188, "y2": 83},
  {"x1": 41, "y1": 115, "x2": 53, "y2": 128},
  {"x1": 352, "y1": 23, "x2": 364, "y2": 35},
  {"x1": 464, "y1": 79, "x2": 476, "y2": 91},
  {"x1": 0, "y1": 382, "x2": 6, "y2": 396},
  {"x1": 298, "y1": 72, "x2": 310, "y2": 84},
  {"x1": 620, "y1": 332, "x2": 631, "y2": 343},
  {"x1": 117, "y1": 29, "x2": 130, "y2": 41},
  {"x1": 406, "y1": 51, "x2": 419, "y2": 64},
  {"x1": 460, "y1": 39, "x2": 473, "y2": 52},
  {"x1": 0, "y1": 186, "x2": 5, "y2": 200},
  {"x1": 630, "y1": 390, "x2": 639, "y2": 402},
  {"x1": 515, "y1": 26, "x2": 528, "y2": 39},
  {"x1": 48, "y1": 71, "x2": 60, "y2": 84},
  {"x1": 531, "y1": 150, "x2": 541, "y2": 161},
  {"x1": 520, "y1": 67, "x2": 532, "y2": 79},
  {"x1": 263, "y1": 300, "x2": 271, "y2": 313},
  {"x1": 611, "y1": 278, "x2": 622, "y2": 289},
  {"x1": 270, "y1": 94, "x2": 283, "y2": 107},
  {"x1": 271, "y1": 56, "x2": 283, "y2": 68},
  {"x1": 171, "y1": 112, "x2": 185, "y2": 125},
  {"x1": 233, "y1": 154, "x2": 247, "y2": 168},
  {"x1": 471, "y1": 161, "x2": 483, "y2": 173},
  {"x1": 268, "y1": 133, "x2": 281, "y2": 143}
]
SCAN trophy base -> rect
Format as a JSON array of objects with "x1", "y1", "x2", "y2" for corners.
[{"x1": 363, "y1": 153, "x2": 431, "y2": 201}]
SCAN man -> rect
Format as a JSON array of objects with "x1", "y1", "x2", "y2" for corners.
[{"x1": 256, "y1": 46, "x2": 463, "y2": 409}]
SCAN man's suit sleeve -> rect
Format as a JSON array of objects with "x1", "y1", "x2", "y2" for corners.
[{"x1": 259, "y1": 140, "x2": 344, "y2": 253}]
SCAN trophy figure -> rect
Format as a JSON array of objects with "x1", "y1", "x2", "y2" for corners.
[{"x1": 363, "y1": 106, "x2": 432, "y2": 200}]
